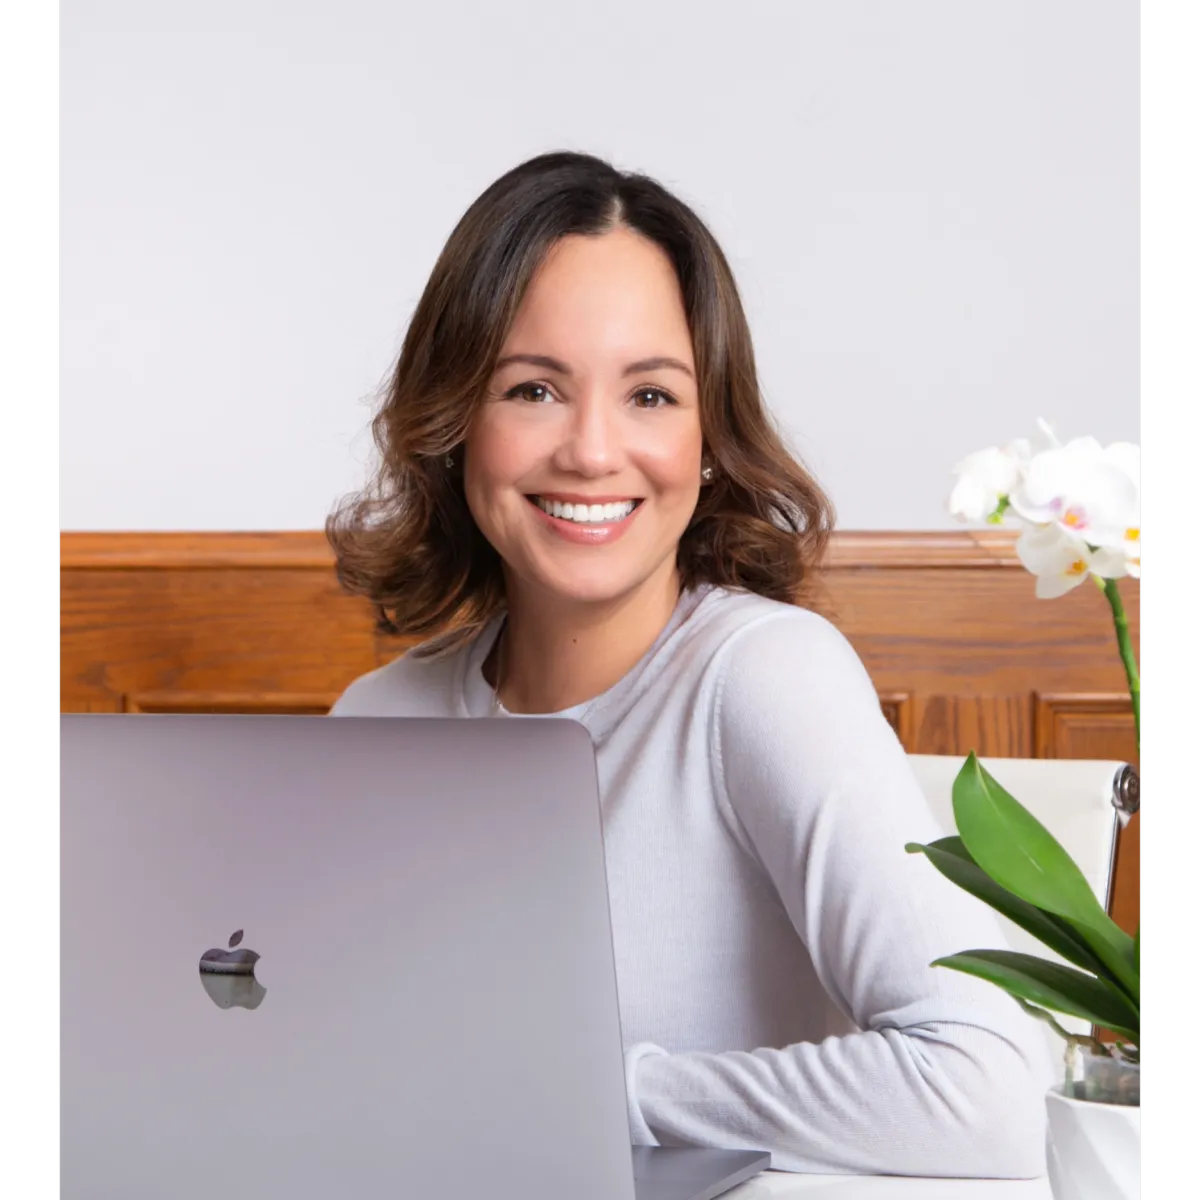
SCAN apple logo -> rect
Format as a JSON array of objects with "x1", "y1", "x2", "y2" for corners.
[{"x1": 198, "y1": 929, "x2": 266, "y2": 1010}]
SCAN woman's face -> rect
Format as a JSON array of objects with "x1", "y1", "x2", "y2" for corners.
[{"x1": 464, "y1": 227, "x2": 704, "y2": 610}]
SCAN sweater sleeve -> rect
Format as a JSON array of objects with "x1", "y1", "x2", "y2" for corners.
[{"x1": 625, "y1": 611, "x2": 1056, "y2": 1176}]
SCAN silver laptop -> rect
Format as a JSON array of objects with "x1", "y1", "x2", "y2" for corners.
[{"x1": 61, "y1": 714, "x2": 769, "y2": 1199}]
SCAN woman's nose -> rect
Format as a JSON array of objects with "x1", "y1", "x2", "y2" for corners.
[{"x1": 554, "y1": 395, "x2": 621, "y2": 475}]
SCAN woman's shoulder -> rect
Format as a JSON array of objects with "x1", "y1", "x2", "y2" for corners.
[
  {"x1": 698, "y1": 589, "x2": 899, "y2": 786},
  {"x1": 328, "y1": 634, "x2": 469, "y2": 717},
  {"x1": 695, "y1": 586, "x2": 876, "y2": 704},
  {"x1": 696, "y1": 586, "x2": 856, "y2": 661}
]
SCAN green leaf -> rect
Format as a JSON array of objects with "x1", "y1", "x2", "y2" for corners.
[
  {"x1": 905, "y1": 837, "x2": 1113, "y2": 980},
  {"x1": 1134, "y1": 924, "x2": 1139, "y2": 971},
  {"x1": 932, "y1": 949, "x2": 1139, "y2": 1044},
  {"x1": 1059, "y1": 917, "x2": 1138, "y2": 1005},
  {"x1": 951, "y1": 754, "x2": 1138, "y2": 1002},
  {"x1": 952, "y1": 754, "x2": 1103, "y2": 919}
]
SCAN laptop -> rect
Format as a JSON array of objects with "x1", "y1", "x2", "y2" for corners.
[{"x1": 61, "y1": 714, "x2": 770, "y2": 1199}]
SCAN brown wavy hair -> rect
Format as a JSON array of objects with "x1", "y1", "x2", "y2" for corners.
[{"x1": 327, "y1": 151, "x2": 835, "y2": 654}]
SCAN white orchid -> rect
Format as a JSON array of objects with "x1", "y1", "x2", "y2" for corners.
[
  {"x1": 1104, "y1": 442, "x2": 1141, "y2": 577},
  {"x1": 948, "y1": 420, "x2": 1140, "y2": 587},
  {"x1": 1015, "y1": 524, "x2": 1130, "y2": 599},
  {"x1": 1122, "y1": 528, "x2": 1141, "y2": 579},
  {"x1": 948, "y1": 442, "x2": 1030, "y2": 522},
  {"x1": 947, "y1": 420, "x2": 1061, "y2": 523},
  {"x1": 1008, "y1": 438, "x2": 1140, "y2": 555}
]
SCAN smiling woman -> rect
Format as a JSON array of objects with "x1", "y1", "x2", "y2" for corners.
[
  {"x1": 464, "y1": 228, "x2": 708, "y2": 649},
  {"x1": 325, "y1": 152, "x2": 833, "y2": 664},
  {"x1": 325, "y1": 152, "x2": 1054, "y2": 1176}
]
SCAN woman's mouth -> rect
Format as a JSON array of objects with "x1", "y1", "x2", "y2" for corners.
[
  {"x1": 524, "y1": 495, "x2": 644, "y2": 545},
  {"x1": 527, "y1": 496, "x2": 641, "y2": 525}
]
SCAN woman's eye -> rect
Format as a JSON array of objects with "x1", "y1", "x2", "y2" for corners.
[
  {"x1": 632, "y1": 388, "x2": 675, "y2": 409},
  {"x1": 506, "y1": 382, "x2": 555, "y2": 404}
]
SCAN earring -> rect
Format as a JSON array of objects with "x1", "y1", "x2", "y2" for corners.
[
  {"x1": 444, "y1": 453, "x2": 456, "y2": 469},
  {"x1": 701, "y1": 464, "x2": 714, "y2": 482}
]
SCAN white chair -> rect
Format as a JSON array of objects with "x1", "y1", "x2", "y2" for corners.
[{"x1": 906, "y1": 754, "x2": 1138, "y2": 1044}]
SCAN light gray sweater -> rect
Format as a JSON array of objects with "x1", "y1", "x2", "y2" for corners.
[{"x1": 330, "y1": 584, "x2": 1054, "y2": 1176}]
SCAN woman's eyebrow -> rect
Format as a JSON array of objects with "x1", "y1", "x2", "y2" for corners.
[
  {"x1": 622, "y1": 356, "x2": 694, "y2": 379},
  {"x1": 494, "y1": 353, "x2": 572, "y2": 374},
  {"x1": 493, "y1": 353, "x2": 694, "y2": 380}
]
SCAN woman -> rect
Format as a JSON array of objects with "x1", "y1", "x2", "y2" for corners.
[{"x1": 327, "y1": 151, "x2": 1052, "y2": 1176}]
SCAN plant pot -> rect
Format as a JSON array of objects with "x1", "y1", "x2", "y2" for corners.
[
  {"x1": 1045, "y1": 1055, "x2": 1140, "y2": 1200},
  {"x1": 1063, "y1": 1044, "x2": 1140, "y2": 1105}
]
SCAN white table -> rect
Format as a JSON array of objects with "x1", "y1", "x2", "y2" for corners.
[{"x1": 722, "y1": 1172, "x2": 1053, "y2": 1198}]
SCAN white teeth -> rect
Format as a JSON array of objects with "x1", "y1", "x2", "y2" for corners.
[{"x1": 535, "y1": 497, "x2": 636, "y2": 524}]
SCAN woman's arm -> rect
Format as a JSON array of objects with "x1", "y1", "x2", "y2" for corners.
[{"x1": 626, "y1": 611, "x2": 1055, "y2": 1176}]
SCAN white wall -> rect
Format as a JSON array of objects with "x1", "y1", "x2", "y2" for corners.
[{"x1": 60, "y1": 0, "x2": 1138, "y2": 531}]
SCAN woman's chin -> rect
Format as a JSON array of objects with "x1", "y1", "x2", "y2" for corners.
[
  {"x1": 509, "y1": 556, "x2": 648, "y2": 609},
  {"x1": 527, "y1": 574, "x2": 639, "y2": 608}
]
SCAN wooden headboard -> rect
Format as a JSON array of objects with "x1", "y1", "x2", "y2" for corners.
[{"x1": 61, "y1": 529, "x2": 1139, "y2": 933}]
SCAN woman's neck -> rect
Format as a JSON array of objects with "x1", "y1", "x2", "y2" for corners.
[{"x1": 486, "y1": 568, "x2": 683, "y2": 715}]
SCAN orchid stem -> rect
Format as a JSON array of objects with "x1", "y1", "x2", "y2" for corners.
[{"x1": 1103, "y1": 579, "x2": 1140, "y2": 756}]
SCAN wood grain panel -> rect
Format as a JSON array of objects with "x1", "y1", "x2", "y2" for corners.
[
  {"x1": 878, "y1": 693, "x2": 914, "y2": 750},
  {"x1": 911, "y1": 695, "x2": 1035, "y2": 758},
  {"x1": 62, "y1": 557, "x2": 382, "y2": 704},
  {"x1": 1035, "y1": 694, "x2": 1137, "y2": 761},
  {"x1": 824, "y1": 568, "x2": 1136, "y2": 696},
  {"x1": 61, "y1": 531, "x2": 334, "y2": 569},
  {"x1": 124, "y1": 691, "x2": 341, "y2": 716},
  {"x1": 61, "y1": 530, "x2": 1139, "y2": 932}
]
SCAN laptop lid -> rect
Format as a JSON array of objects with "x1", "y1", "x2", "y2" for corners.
[{"x1": 61, "y1": 714, "x2": 638, "y2": 1200}]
